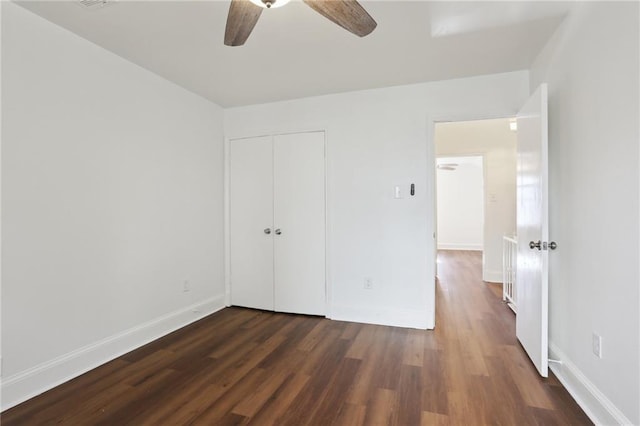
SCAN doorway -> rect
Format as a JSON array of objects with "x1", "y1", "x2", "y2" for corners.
[{"x1": 434, "y1": 118, "x2": 517, "y2": 284}]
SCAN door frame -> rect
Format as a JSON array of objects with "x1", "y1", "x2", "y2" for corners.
[
  {"x1": 426, "y1": 111, "x2": 518, "y2": 329},
  {"x1": 224, "y1": 128, "x2": 330, "y2": 316}
]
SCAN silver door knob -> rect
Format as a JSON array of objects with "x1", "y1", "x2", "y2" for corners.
[
  {"x1": 529, "y1": 240, "x2": 541, "y2": 250},
  {"x1": 275, "y1": 229, "x2": 282, "y2": 235},
  {"x1": 264, "y1": 228, "x2": 271, "y2": 234},
  {"x1": 549, "y1": 241, "x2": 557, "y2": 250}
]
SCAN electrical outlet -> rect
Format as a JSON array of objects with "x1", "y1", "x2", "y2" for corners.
[
  {"x1": 364, "y1": 277, "x2": 373, "y2": 290},
  {"x1": 183, "y1": 280, "x2": 191, "y2": 293},
  {"x1": 592, "y1": 332, "x2": 602, "y2": 358}
]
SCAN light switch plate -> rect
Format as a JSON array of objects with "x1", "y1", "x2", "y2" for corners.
[{"x1": 394, "y1": 186, "x2": 402, "y2": 199}]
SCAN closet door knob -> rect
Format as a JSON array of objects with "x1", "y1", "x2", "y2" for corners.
[
  {"x1": 264, "y1": 228, "x2": 271, "y2": 234},
  {"x1": 275, "y1": 229, "x2": 282, "y2": 235}
]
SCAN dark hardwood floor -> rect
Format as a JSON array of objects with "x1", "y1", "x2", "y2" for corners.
[{"x1": 2, "y1": 250, "x2": 591, "y2": 425}]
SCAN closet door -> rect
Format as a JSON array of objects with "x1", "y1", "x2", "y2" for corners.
[
  {"x1": 229, "y1": 136, "x2": 274, "y2": 310},
  {"x1": 273, "y1": 132, "x2": 326, "y2": 315}
]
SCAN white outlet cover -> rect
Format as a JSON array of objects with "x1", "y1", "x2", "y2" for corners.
[{"x1": 364, "y1": 277, "x2": 373, "y2": 289}]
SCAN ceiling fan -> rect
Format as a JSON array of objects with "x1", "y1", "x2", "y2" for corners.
[
  {"x1": 437, "y1": 163, "x2": 459, "y2": 171},
  {"x1": 224, "y1": 0, "x2": 377, "y2": 46}
]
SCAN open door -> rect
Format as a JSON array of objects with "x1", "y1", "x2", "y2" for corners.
[{"x1": 516, "y1": 84, "x2": 549, "y2": 377}]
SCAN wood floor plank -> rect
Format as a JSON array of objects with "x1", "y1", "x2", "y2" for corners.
[
  {"x1": 364, "y1": 388, "x2": 398, "y2": 425},
  {"x1": 483, "y1": 354, "x2": 534, "y2": 425},
  {"x1": 91, "y1": 368, "x2": 178, "y2": 426},
  {"x1": 0, "y1": 358, "x2": 131, "y2": 425},
  {"x1": 1, "y1": 251, "x2": 591, "y2": 426},
  {"x1": 339, "y1": 321, "x2": 362, "y2": 341},
  {"x1": 402, "y1": 328, "x2": 425, "y2": 367},
  {"x1": 190, "y1": 368, "x2": 270, "y2": 425},
  {"x1": 501, "y1": 344, "x2": 555, "y2": 409},
  {"x1": 304, "y1": 357, "x2": 362, "y2": 424},
  {"x1": 216, "y1": 411, "x2": 249, "y2": 425},
  {"x1": 132, "y1": 351, "x2": 251, "y2": 424},
  {"x1": 345, "y1": 323, "x2": 377, "y2": 360},
  {"x1": 297, "y1": 319, "x2": 331, "y2": 351},
  {"x1": 421, "y1": 349, "x2": 449, "y2": 415},
  {"x1": 421, "y1": 410, "x2": 450, "y2": 425},
  {"x1": 232, "y1": 336, "x2": 307, "y2": 418},
  {"x1": 346, "y1": 326, "x2": 391, "y2": 405},
  {"x1": 394, "y1": 365, "x2": 423, "y2": 425},
  {"x1": 333, "y1": 403, "x2": 366, "y2": 426},
  {"x1": 257, "y1": 316, "x2": 317, "y2": 370},
  {"x1": 299, "y1": 329, "x2": 343, "y2": 375},
  {"x1": 247, "y1": 372, "x2": 310, "y2": 425},
  {"x1": 277, "y1": 338, "x2": 351, "y2": 426},
  {"x1": 372, "y1": 327, "x2": 406, "y2": 391},
  {"x1": 231, "y1": 367, "x2": 290, "y2": 417}
]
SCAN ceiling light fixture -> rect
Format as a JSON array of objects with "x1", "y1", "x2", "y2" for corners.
[
  {"x1": 249, "y1": 0, "x2": 291, "y2": 9},
  {"x1": 437, "y1": 163, "x2": 459, "y2": 171},
  {"x1": 76, "y1": 0, "x2": 114, "y2": 10}
]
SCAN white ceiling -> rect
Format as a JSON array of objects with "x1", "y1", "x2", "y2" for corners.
[{"x1": 16, "y1": 0, "x2": 572, "y2": 107}]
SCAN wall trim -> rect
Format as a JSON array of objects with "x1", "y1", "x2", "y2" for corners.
[
  {"x1": 548, "y1": 342, "x2": 633, "y2": 425},
  {"x1": 437, "y1": 243, "x2": 483, "y2": 251},
  {"x1": 1, "y1": 295, "x2": 225, "y2": 411},
  {"x1": 330, "y1": 304, "x2": 431, "y2": 330}
]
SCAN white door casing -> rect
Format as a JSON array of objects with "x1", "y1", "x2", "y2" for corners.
[
  {"x1": 516, "y1": 84, "x2": 549, "y2": 377},
  {"x1": 274, "y1": 132, "x2": 326, "y2": 315},
  {"x1": 229, "y1": 136, "x2": 275, "y2": 311}
]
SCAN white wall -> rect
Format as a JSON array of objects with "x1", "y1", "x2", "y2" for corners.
[
  {"x1": 225, "y1": 71, "x2": 529, "y2": 330},
  {"x1": 435, "y1": 119, "x2": 517, "y2": 282},
  {"x1": 436, "y1": 156, "x2": 484, "y2": 251},
  {"x1": 1, "y1": 2, "x2": 225, "y2": 409},
  {"x1": 531, "y1": 2, "x2": 639, "y2": 424}
]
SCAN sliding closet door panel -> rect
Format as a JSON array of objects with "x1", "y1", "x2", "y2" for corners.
[
  {"x1": 273, "y1": 132, "x2": 326, "y2": 315},
  {"x1": 229, "y1": 136, "x2": 274, "y2": 310}
]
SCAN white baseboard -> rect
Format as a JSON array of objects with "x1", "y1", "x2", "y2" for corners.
[
  {"x1": 330, "y1": 304, "x2": 431, "y2": 330},
  {"x1": 548, "y1": 342, "x2": 633, "y2": 425},
  {"x1": 483, "y1": 269, "x2": 503, "y2": 283},
  {"x1": 437, "y1": 243, "x2": 482, "y2": 251},
  {"x1": 1, "y1": 295, "x2": 225, "y2": 411}
]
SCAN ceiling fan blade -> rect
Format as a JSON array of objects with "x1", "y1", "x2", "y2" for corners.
[
  {"x1": 225, "y1": 0, "x2": 263, "y2": 46},
  {"x1": 303, "y1": 0, "x2": 377, "y2": 37}
]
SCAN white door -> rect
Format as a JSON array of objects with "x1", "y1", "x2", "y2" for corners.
[
  {"x1": 273, "y1": 132, "x2": 326, "y2": 315},
  {"x1": 516, "y1": 84, "x2": 549, "y2": 377},
  {"x1": 229, "y1": 136, "x2": 274, "y2": 311}
]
